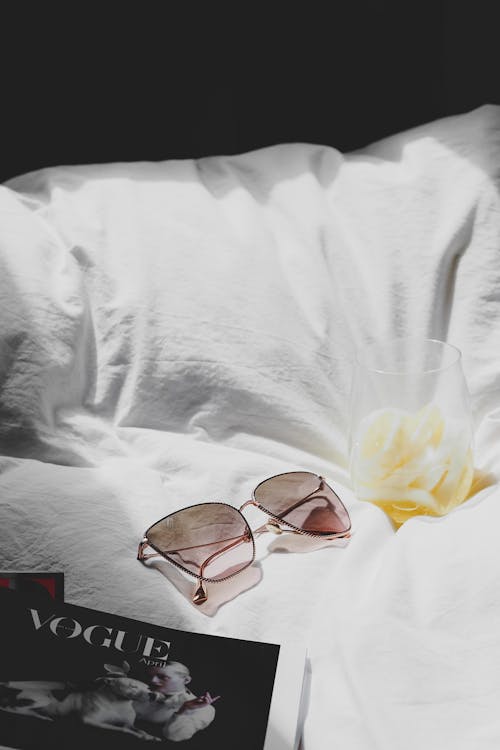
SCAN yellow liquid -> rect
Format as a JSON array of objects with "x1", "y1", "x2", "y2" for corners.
[
  {"x1": 372, "y1": 450, "x2": 474, "y2": 526},
  {"x1": 351, "y1": 404, "x2": 474, "y2": 527}
]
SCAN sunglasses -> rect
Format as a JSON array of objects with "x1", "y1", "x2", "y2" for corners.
[{"x1": 137, "y1": 471, "x2": 351, "y2": 605}]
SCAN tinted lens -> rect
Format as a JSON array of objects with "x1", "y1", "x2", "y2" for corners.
[
  {"x1": 146, "y1": 503, "x2": 254, "y2": 581},
  {"x1": 254, "y1": 471, "x2": 351, "y2": 535}
]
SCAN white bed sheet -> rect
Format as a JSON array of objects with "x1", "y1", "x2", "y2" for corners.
[{"x1": 1, "y1": 104, "x2": 500, "y2": 749}]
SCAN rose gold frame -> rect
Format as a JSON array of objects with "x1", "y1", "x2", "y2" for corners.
[{"x1": 137, "y1": 471, "x2": 351, "y2": 605}]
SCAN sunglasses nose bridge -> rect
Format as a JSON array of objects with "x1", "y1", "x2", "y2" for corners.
[{"x1": 238, "y1": 499, "x2": 257, "y2": 512}]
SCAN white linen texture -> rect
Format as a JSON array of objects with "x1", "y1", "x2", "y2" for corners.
[{"x1": 1, "y1": 104, "x2": 500, "y2": 750}]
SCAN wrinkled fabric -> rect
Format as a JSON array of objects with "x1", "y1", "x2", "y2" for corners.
[{"x1": 1, "y1": 105, "x2": 500, "y2": 749}]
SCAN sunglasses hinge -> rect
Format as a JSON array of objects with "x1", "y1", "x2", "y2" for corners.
[
  {"x1": 137, "y1": 538, "x2": 162, "y2": 562},
  {"x1": 265, "y1": 520, "x2": 283, "y2": 535}
]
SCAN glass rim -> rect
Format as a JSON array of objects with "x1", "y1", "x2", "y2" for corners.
[{"x1": 354, "y1": 337, "x2": 462, "y2": 376}]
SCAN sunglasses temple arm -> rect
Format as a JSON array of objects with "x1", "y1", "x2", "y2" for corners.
[
  {"x1": 192, "y1": 532, "x2": 252, "y2": 606},
  {"x1": 281, "y1": 483, "x2": 351, "y2": 538},
  {"x1": 239, "y1": 495, "x2": 323, "y2": 536},
  {"x1": 136, "y1": 538, "x2": 213, "y2": 608},
  {"x1": 248, "y1": 480, "x2": 325, "y2": 533},
  {"x1": 138, "y1": 535, "x2": 251, "y2": 606},
  {"x1": 199, "y1": 532, "x2": 251, "y2": 579},
  {"x1": 279, "y1": 478, "x2": 327, "y2": 516}
]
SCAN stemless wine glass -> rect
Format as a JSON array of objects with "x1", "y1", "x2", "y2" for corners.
[{"x1": 349, "y1": 338, "x2": 474, "y2": 526}]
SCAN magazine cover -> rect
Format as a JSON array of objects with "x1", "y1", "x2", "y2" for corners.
[{"x1": 0, "y1": 589, "x2": 305, "y2": 750}]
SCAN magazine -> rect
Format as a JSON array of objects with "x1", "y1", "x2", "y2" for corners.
[{"x1": 0, "y1": 589, "x2": 306, "y2": 750}]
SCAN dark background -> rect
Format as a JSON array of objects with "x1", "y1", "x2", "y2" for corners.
[{"x1": 1, "y1": 1, "x2": 499, "y2": 183}]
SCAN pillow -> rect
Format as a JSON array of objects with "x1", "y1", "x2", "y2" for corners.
[{"x1": 1, "y1": 105, "x2": 499, "y2": 473}]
